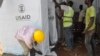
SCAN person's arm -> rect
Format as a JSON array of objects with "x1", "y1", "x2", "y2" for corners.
[
  {"x1": 60, "y1": 9, "x2": 64, "y2": 18},
  {"x1": 85, "y1": 17, "x2": 94, "y2": 31},
  {"x1": 53, "y1": 0, "x2": 58, "y2": 6},
  {"x1": 56, "y1": 7, "x2": 62, "y2": 19}
]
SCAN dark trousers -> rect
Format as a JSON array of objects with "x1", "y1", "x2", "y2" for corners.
[
  {"x1": 63, "y1": 26, "x2": 73, "y2": 49},
  {"x1": 85, "y1": 30, "x2": 95, "y2": 56}
]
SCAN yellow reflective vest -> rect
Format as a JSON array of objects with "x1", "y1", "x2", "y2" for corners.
[{"x1": 63, "y1": 6, "x2": 74, "y2": 27}]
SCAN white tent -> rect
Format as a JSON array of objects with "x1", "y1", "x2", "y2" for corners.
[{"x1": 0, "y1": 0, "x2": 49, "y2": 55}]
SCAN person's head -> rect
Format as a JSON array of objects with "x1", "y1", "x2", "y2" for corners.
[
  {"x1": 67, "y1": 1, "x2": 73, "y2": 7},
  {"x1": 79, "y1": 5, "x2": 83, "y2": 11},
  {"x1": 85, "y1": 0, "x2": 94, "y2": 7},
  {"x1": 53, "y1": 0, "x2": 57, "y2": 3},
  {"x1": 60, "y1": 2, "x2": 67, "y2": 5}
]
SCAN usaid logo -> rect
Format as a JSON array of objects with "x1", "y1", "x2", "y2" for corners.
[
  {"x1": 16, "y1": 4, "x2": 31, "y2": 20},
  {"x1": 18, "y1": 4, "x2": 25, "y2": 13}
]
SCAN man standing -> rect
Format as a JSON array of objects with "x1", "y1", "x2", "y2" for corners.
[
  {"x1": 83, "y1": 0, "x2": 96, "y2": 56},
  {"x1": 53, "y1": 0, "x2": 64, "y2": 43},
  {"x1": 61, "y1": 1, "x2": 74, "y2": 51},
  {"x1": 78, "y1": 5, "x2": 85, "y2": 23}
]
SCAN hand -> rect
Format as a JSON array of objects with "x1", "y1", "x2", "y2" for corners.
[
  {"x1": 83, "y1": 29, "x2": 88, "y2": 34},
  {"x1": 30, "y1": 48, "x2": 42, "y2": 55},
  {"x1": 36, "y1": 51, "x2": 42, "y2": 55},
  {"x1": 34, "y1": 41, "x2": 37, "y2": 45},
  {"x1": 82, "y1": 31, "x2": 86, "y2": 34}
]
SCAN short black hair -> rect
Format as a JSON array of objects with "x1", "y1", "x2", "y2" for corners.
[
  {"x1": 90, "y1": 0, "x2": 94, "y2": 3},
  {"x1": 60, "y1": 2, "x2": 67, "y2": 5},
  {"x1": 79, "y1": 5, "x2": 83, "y2": 10},
  {"x1": 68, "y1": 1, "x2": 73, "y2": 7}
]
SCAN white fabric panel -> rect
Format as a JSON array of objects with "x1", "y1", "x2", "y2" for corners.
[{"x1": 0, "y1": 0, "x2": 49, "y2": 55}]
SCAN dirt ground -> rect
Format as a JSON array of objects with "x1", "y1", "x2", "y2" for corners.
[
  {"x1": 55, "y1": 42, "x2": 100, "y2": 56},
  {"x1": 2, "y1": 42, "x2": 100, "y2": 56}
]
